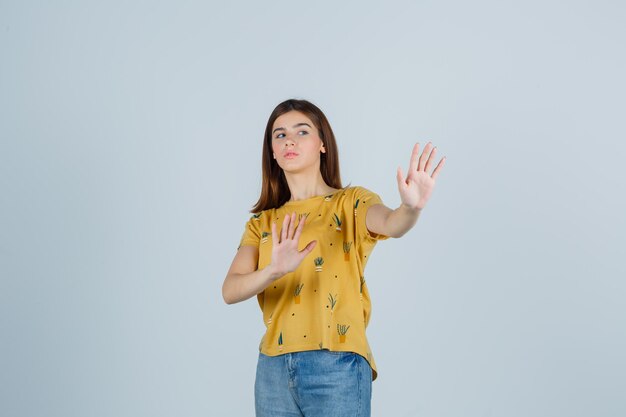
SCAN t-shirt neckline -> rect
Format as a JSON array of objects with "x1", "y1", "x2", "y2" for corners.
[{"x1": 282, "y1": 187, "x2": 347, "y2": 206}]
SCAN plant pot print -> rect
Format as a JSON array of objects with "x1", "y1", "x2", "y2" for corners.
[
  {"x1": 261, "y1": 231, "x2": 271, "y2": 244},
  {"x1": 332, "y1": 213, "x2": 342, "y2": 232},
  {"x1": 314, "y1": 257, "x2": 324, "y2": 272},
  {"x1": 252, "y1": 213, "x2": 261, "y2": 221},
  {"x1": 354, "y1": 198, "x2": 360, "y2": 216},
  {"x1": 278, "y1": 331, "x2": 283, "y2": 352},
  {"x1": 343, "y1": 241, "x2": 352, "y2": 261},
  {"x1": 337, "y1": 324, "x2": 350, "y2": 343},
  {"x1": 328, "y1": 293, "x2": 337, "y2": 316},
  {"x1": 294, "y1": 283, "x2": 304, "y2": 304}
]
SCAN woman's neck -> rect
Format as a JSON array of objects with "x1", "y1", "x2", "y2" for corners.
[{"x1": 284, "y1": 172, "x2": 338, "y2": 202}]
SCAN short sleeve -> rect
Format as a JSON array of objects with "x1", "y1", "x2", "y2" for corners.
[
  {"x1": 353, "y1": 186, "x2": 390, "y2": 242},
  {"x1": 238, "y1": 213, "x2": 261, "y2": 249}
]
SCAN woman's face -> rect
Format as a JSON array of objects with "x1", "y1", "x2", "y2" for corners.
[{"x1": 271, "y1": 110, "x2": 325, "y2": 173}]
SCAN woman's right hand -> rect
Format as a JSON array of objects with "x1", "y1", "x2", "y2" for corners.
[{"x1": 267, "y1": 212, "x2": 317, "y2": 281}]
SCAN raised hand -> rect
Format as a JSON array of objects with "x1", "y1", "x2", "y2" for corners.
[
  {"x1": 396, "y1": 142, "x2": 446, "y2": 210},
  {"x1": 268, "y1": 212, "x2": 317, "y2": 281}
]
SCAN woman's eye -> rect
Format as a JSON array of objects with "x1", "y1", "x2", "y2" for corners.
[{"x1": 275, "y1": 131, "x2": 308, "y2": 139}]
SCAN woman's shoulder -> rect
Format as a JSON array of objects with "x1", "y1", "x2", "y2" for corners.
[
  {"x1": 335, "y1": 184, "x2": 365, "y2": 194},
  {"x1": 336, "y1": 185, "x2": 375, "y2": 207},
  {"x1": 343, "y1": 184, "x2": 374, "y2": 196},
  {"x1": 247, "y1": 207, "x2": 274, "y2": 220},
  {"x1": 241, "y1": 207, "x2": 275, "y2": 226},
  {"x1": 331, "y1": 185, "x2": 370, "y2": 201}
]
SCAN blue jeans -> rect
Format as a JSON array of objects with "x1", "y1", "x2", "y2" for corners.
[{"x1": 254, "y1": 350, "x2": 372, "y2": 417}]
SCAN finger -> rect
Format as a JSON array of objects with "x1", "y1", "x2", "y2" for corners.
[
  {"x1": 408, "y1": 142, "x2": 419, "y2": 173},
  {"x1": 281, "y1": 214, "x2": 290, "y2": 242},
  {"x1": 431, "y1": 156, "x2": 446, "y2": 181},
  {"x1": 294, "y1": 212, "x2": 307, "y2": 240},
  {"x1": 424, "y1": 146, "x2": 437, "y2": 173},
  {"x1": 287, "y1": 212, "x2": 297, "y2": 239},
  {"x1": 300, "y1": 240, "x2": 317, "y2": 255},
  {"x1": 417, "y1": 141, "x2": 432, "y2": 171},
  {"x1": 397, "y1": 166, "x2": 407, "y2": 189}
]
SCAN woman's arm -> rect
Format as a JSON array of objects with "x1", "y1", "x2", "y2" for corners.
[
  {"x1": 366, "y1": 203, "x2": 421, "y2": 239},
  {"x1": 222, "y1": 245, "x2": 281, "y2": 304},
  {"x1": 223, "y1": 213, "x2": 317, "y2": 304},
  {"x1": 222, "y1": 267, "x2": 278, "y2": 305},
  {"x1": 365, "y1": 141, "x2": 445, "y2": 239}
]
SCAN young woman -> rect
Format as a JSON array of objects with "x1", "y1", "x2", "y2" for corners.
[{"x1": 222, "y1": 99, "x2": 445, "y2": 417}]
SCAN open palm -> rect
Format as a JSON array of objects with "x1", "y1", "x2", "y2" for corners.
[
  {"x1": 269, "y1": 212, "x2": 316, "y2": 280},
  {"x1": 396, "y1": 142, "x2": 446, "y2": 210}
]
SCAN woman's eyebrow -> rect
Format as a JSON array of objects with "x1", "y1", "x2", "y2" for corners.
[{"x1": 272, "y1": 123, "x2": 311, "y2": 134}]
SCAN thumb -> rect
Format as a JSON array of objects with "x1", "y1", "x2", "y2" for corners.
[
  {"x1": 301, "y1": 240, "x2": 317, "y2": 255},
  {"x1": 397, "y1": 166, "x2": 406, "y2": 189}
]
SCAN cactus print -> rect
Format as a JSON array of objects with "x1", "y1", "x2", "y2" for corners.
[{"x1": 236, "y1": 186, "x2": 389, "y2": 381}]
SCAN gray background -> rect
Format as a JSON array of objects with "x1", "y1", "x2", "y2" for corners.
[{"x1": 1, "y1": 1, "x2": 624, "y2": 416}]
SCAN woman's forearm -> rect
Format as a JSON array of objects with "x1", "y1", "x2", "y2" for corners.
[
  {"x1": 385, "y1": 203, "x2": 422, "y2": 238},
  {"x1": 222, "y1": 265, "x2": 280, "y2": 305}
]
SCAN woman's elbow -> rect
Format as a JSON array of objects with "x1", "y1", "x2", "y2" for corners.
[{"x1": 222, "y1": 281, "x2": 234, "y2": 305}]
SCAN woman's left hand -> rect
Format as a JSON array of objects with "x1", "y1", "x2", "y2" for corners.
[{"x1": 396, "y1": 142, "x2": 446, "y2": 210}]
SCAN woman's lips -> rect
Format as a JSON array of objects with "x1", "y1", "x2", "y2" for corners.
[{"x1": 284, "y1": 153, "x2": 298, "y2": 159}]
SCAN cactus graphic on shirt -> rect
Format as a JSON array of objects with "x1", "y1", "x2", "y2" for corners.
[
  {"x1": 294, "y1": 283, "x2": 304, "y2": 304},
  {"x1": 337, "y1": 324, "x2": 350, "y2": 343},
  {"x1": 298, "y1": 212, "x2": 310, "y2": 222},
  {"x1": 328, "y1": 293, "x2": 337, "y2": 316},
  {"x1": 314, "y1": 257, "x2": 324, "y2": 272},
  {"x1": 354, "y1": 198, "x2": 360, "y2": 216},
  {"x1": 343, "y1": 241, "x2": 352, "y2": 261},
  {"x1": 252, "y1": 213, "x2": 261, "y2": 221},
  {"x1": 261, "y1": 231, "x2": 271, "y2": 243},
  {"x1": 360, "y1": 276, "x2": 366, "y2": 301},
  {"x1": 278, "y1": 331, "x2": 283, "y2": 351},
  {"x1": 324, "y1": 193, "x2": 334, "y2": 201},
  {"x1": 332, "y1": 213, "x2": 342, "y2": 231}
]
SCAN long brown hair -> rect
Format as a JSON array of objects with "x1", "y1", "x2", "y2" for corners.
[{"x1": 250, "y1": 99, "x2": 346, "y2": 212}]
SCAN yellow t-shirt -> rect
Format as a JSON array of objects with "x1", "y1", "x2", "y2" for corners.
[{"x1": 238, "y1": 185, "x2": 390, "y2": 381}]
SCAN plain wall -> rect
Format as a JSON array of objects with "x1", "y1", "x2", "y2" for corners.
[{"x1": 1, "y1": 1, "x2": 625, "y2": 416}]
